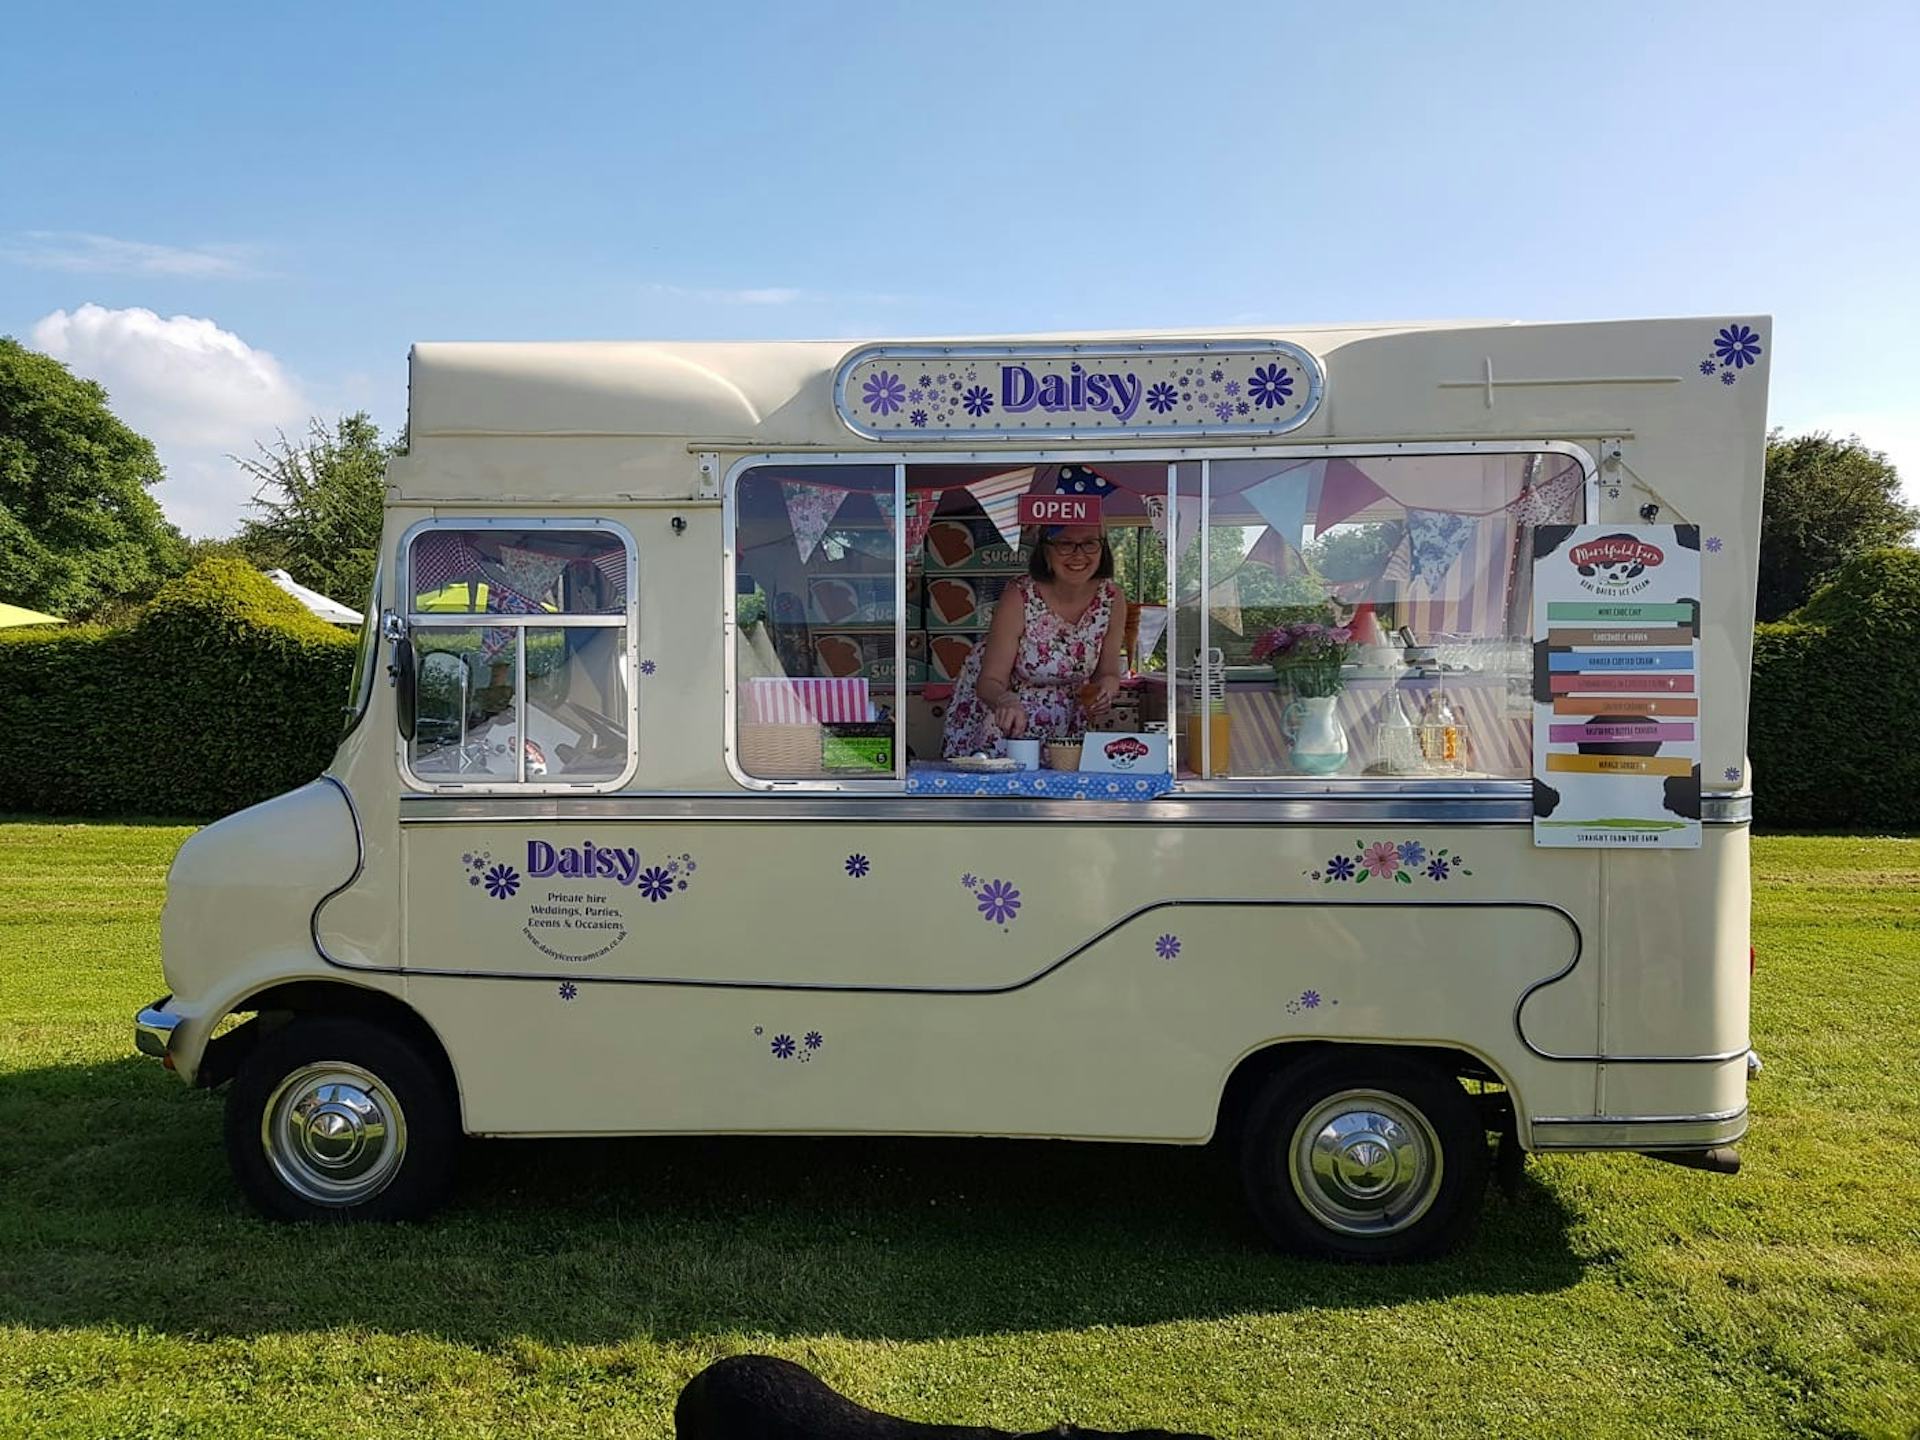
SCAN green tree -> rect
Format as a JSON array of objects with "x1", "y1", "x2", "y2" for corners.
[
  {"x1": 1759, "y1": 430, "x2": 1916, "y2": 620},
  {"x1": 0, "y1": 336, "x2": 187, "y2": 618},
  {"x1": 237, "y1": 412, "x2": 396, "y2": 608}
]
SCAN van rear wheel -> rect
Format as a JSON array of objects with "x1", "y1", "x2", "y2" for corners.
[
  {"x1": 225, "y1": 1016, "x2": 457, "y2": 1222},
  {"x1": 1239, "y1": 1051, "x2": 1487, "y2": 1261}
]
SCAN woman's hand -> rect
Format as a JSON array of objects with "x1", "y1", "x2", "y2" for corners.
[
  {"x1": 993, "y1": 698, "x2": 1029, "y2": 738},
  {"x1": 1083, "y1": 674, "x2": 1122, "y2": 720}
]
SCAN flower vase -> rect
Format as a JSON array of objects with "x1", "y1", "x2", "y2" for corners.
[{"x1": 1282, "y1": 693, "x2": 1349, "y2": 775}]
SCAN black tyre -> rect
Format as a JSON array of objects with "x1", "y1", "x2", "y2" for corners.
[
  {"x1": 1239, "y1": 1050, "x2": 1489, "y2": 1261},
  {"x1": 224, "y1": 1016, "x2": 458, "y2": 1222}
]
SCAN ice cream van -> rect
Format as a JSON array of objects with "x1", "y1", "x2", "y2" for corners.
[{"x1": 136, "y1": 317, "x2": 1768, "y2": 1259}]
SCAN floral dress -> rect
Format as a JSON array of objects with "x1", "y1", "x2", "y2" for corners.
[{"x1": 942, "y1": 577, "x2": 1120, "y2": 757}]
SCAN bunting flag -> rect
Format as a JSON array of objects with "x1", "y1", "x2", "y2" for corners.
[
  {"x1": 965, "y1": 467, "x2": 1035, "y2": 547},
  {"x1": 1406, "y1": 508, "x2": 1480, "y2": 591},
  {"x1": 873, "y1": 489, "x2": 944, "y2": 559},
  {"x1": 1313, "y1": 459, "x2": 1387, "y2": 535},
  {"x1": 1056, "y1": 463, "x2": 1117, "y2": 497},
  {"x1": 1243, "y1": 464, "x2": 1318, "y2": 551},
  {"x1": 1380, "y1": 535, "x2": 1412, "y2": 586},
  {"x1": 495, "y1": 545, "x2": 571, "y2": 611},
  {"x1": 1507, "y1": 464, "x2": 1584, "y2": 526},
  {"x1": 781, "y1": 479, "x2": 850, "y2": 563}
]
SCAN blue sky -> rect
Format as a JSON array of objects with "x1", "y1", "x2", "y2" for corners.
[{"x1": 3, "y1": 1, "x2": 1916, "y2": 534}]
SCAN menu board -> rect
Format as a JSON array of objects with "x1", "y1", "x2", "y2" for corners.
[{"x1": 1532, "y1": 525, "x2": 1701, "y2": 848}]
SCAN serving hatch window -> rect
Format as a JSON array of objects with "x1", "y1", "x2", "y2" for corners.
[
  {"x1": 1173, "y1": 452, "x2": 1586, "y2": 780},
  {"x1": 727, "y1": 449, "x2": 1586, "y2": 791},
  {"x1": 402, "y1": 524, "x2": 634, "y2": 788}
]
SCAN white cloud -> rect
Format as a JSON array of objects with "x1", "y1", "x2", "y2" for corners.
[
  {"x1": 30, "y1": 304, "x2": 312, "y2": 536},
  {"x1": 1772, "y1": 409, "x2": 1920, "y2": 508},
  {"x1": 2, "y1": 232, "x2": 260, "y2": 278},
  {"x1": 637, "y1": 282, "x2": 925, "y2": 308}
]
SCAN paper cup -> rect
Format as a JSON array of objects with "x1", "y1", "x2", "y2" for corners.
[{"x1": 1005, "y1": 738, "x2": 1042, "y2": 770}]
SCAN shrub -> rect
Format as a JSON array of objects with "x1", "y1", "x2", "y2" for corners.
[
  {"x1": 0, "y1": 559, "x2": 356, "y2": 818},
  {"x1": 1750, "y1": 548, "x2": 1920, "y2": 830}
]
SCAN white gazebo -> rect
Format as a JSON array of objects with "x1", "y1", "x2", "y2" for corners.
[{"x1": 265, "y1": 569, "x2": 362, "y2": 626}]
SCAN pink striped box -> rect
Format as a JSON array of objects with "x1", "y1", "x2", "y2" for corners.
[{"x1": 746, "y1": 676, "x2": 872, "y2": 724}]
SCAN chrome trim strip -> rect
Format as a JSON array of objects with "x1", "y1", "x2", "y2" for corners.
[
  {"x1": 396, "y1": 792, "x2": 1540, "y2": 824},
  {"x1": 1528, "y1": 1113, "x2": 1758, "y2": 1136},
  {"x1": 322, "y1": 893, "x2": 1579, "y2": 997},
  {"x1": 1529, "y1": 1107, "x2": 1749, "y2": 1151},
  {"x1": 831, "y1": 340, "x2": 1327, "y2": 443},
  {"x1": 392, "y1": 790, "x2": 1753, "y2": 826}
]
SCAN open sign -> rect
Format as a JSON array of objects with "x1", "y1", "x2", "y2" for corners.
[{"x1": 1017, "y1": 493, "x2": 1102, "y2": 528}]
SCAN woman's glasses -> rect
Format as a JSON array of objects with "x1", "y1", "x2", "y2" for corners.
[{"x1": 1045, "y1": 538, "x2": 1103, "y2": 557}]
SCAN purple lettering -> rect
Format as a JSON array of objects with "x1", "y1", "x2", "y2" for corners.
[{"x1": 1001, "y1": 364, "x2": 1037, "y2": 413}]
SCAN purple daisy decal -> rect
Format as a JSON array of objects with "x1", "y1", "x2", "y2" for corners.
[
  {"x1": 637, "y1": 866, "x2": 673, "y2": 902},
  {"x1": 1713, "y1": 323, "x2": 1762, "y2": 370},
  {"x1": 1210, "y1": 368, "x2": 1224, "y2": 382},
  {"x1": 1300, "y1": 990, "x2": 1321, "y2": 1010},
  {"x1": 845, "y1": 853, "x2": 870, "y2": 878},
  {"x1": 639, "y1": 659, "x2": 657, "y2": 675},
  {"x1": 1214, "y1": 401, "x2": 1234, "y2": 422},
  {"x1": 1155, "y1": 933, "x2": 1181, "y2": 960},
  {"x1": 1326, "y1": 855, "x2": 1356, "y2": 881},
  {"x1": 1721, "y1": 371, "x2": 1738, "y2": 386},
  {"x1": 1225, "y1": 380, "x2": 1241, "y2": 396},
  {"x1": 1247, "y1": 363, "x2": 1295, "y2": 409},
  {"x1": 1145, "y1": 381, "x2": 1178, "y2": 414},
  {"x1": 1705, "y1": 535, "x2": 1724, "y2": 553},
  {"x1": 484, "y1": 864, "x2": 520, "y2": 899},
  {"x1": 1724, "y1": 766, "x2": 1741, "y2": 783},
  {"x1": 962, "y1": 385, "x2": 994, "y2": 417},
  {"x1": 908, "y1": 387, "x2": 924, "y2": 403},
  {"x1": 1236, "y1": 401, "x2": 1250, "y2": 415},
  {"x1": 804, "y1": 1030, "x2": 823, "y2": 1050},
  {"x1": 1426, "y1": 857, "x2": 1451, "y2": 881},
  {"x1": 1699, "y1": 360, "x2": 1718, "y2": 376},
  {"x1": 1397, "y1": 840, "x2": 1427, "y2": 867},
  {"x1": 976, "y1": 879, "x2": 1022, "y2": 924},
  {"x1": 862, "y1": 370, "x2": 906, "y2": 415},
  {"x1": 557, "y1": 981, "x2": 578, "y2": 1002},
  {"x1": 960, "y1": 872, "x2": 977, "y2": 889},
  {"x1": 771, "y1": 1034, "x2": 796, "y2": 1059},
  {"x1": 910, "y1": 409, "x2": 928, "y2": 428}
]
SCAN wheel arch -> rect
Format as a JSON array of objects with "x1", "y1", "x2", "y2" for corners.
[
  {"x1": 1215, "y1": 1038, "x2": 1515, "y2": 1147},
  {"x1": 202, "y1": 979, "x2": 462, "y2": 1125}
]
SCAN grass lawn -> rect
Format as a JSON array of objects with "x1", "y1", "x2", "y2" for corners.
[{"x1": 1, "y1": 824, "x2": 1915, "y2": 1439}]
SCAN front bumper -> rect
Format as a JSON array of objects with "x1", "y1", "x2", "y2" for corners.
[{"x1": 134, "y1": 996, "x2": 185, "y2": 1070}]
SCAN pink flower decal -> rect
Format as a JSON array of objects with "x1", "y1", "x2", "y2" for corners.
[{"x1": 1360, "y1": 841, "x2": 1400, "y2": 879}]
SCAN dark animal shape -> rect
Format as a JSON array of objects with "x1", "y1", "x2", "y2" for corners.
[
  {"x1": 1532, "y1": 780, "x2": 1562, "y2": 818},
  {"x1": 676, "y1": 1355, "x2": 1217, "y2": 1440},
  {"x1": 1662, "y1": 764, "x2": 1702, "y2": 820}
]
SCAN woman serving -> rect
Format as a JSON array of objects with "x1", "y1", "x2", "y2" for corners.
[{"x1": 941, "y1": 525, "x2": 1127, "y2": 757}]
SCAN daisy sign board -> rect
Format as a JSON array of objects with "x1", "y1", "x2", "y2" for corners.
[
  {"x1": 834, "y1": 341, "x2": 1324, "y2": 441},
  {"x1": 1532, "y1": 524, "x2": 1702, "y2": 849}
]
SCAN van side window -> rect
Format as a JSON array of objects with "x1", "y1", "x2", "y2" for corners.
[
  {"x1": 1178, "y1": 453, "x2": 1584, "y2": 780},
  {"x1": 403, "y1": 524, "x2": 634, "y2": 788},
  {"x1": 733, "y1": 466, "x2": 901, "y2": 782}
]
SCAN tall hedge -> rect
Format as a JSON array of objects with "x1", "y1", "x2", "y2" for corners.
[
  {"x1": 1749, "y1": 547, "x2": 1920, "y2": 830},
  {"x1": 0, "y1": 559, "x2": 356, "y2": 817}
]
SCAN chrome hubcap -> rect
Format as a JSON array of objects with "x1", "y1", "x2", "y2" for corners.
[
  {"x1": 1289, "y1": 1089, "x2": 1442, "y2": 1236},
  {"x1": 262, "y1": 1063, "x2": 407, "y2": 1206}
]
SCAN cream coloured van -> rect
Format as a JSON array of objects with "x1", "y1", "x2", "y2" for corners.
[{"x1": 136, "y1": 319, "x2": 1767, "y2": 1259}]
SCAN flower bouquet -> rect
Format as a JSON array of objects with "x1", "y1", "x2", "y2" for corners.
[{"x1": 1249, "y1": 608, "x2": 1356, "y2": 697}]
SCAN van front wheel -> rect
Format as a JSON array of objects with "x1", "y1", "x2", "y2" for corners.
[
  {"x1": 225, "y1": 1017, "x2": 457, "y2": 1222},
  {"x1": 1239, "y1": 1051, "x2": 1487, "y2": 1261}
]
